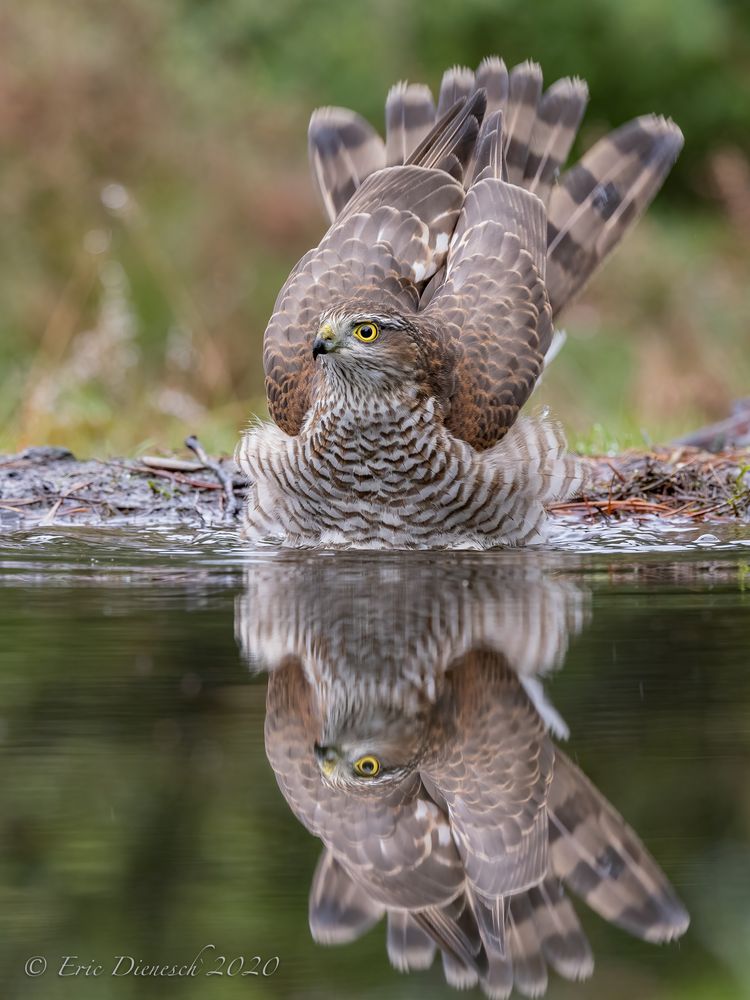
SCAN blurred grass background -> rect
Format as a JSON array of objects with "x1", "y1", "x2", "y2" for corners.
[{"x1": 1, "y1": 0, "x2": 749, "y2": 458}]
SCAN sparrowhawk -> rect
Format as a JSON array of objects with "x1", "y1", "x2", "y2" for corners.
[
  {"x1": 236, "y1": 57, "x2": 682, "y2": 548},
  {"x1": 237, "y1": 555, "x2": 689, "y2": 997}
]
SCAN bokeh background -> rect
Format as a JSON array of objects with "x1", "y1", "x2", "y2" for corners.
[{"x1": 2, "y1": 0, "x2": 749, "y2": 457}]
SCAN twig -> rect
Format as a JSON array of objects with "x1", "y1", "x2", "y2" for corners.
[
  {"x1": 39, "y1": 499, "x2": 63, "y2": 526},
  {"x1": 140, "y1": 456, "x2": 205, "y2": 473},
  {"x1": 185, "y1": 435, "x2": 239, "y2": 517}
]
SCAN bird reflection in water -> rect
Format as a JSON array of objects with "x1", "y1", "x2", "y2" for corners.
[{"x1": 236, "y1": 554, "x2": 689, "y2": 998}]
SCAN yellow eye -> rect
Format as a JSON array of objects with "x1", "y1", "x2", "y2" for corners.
[
  {"x1": 353, "y1": 322, "x2": 379, "y2": 344},
  {"x1": 353, "y1": 755, "x2": 381, "y2": 777}
]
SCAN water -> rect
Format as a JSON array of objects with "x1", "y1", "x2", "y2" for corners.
[{"x1": 1, "y1": 524, "x2": 749, "y2": 1000}]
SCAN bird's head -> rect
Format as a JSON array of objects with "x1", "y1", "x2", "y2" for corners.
[
  {"x1": 311, "y1": 709, "x2": 428, "y2": 791},
  {"x1": 312, "y1": 304, "x2": 423, "y2": 395},
  {"x1": 312, "y1": 739, "x2": 415, "y2": 790}
]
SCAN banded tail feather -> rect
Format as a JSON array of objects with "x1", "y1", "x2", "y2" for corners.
[
  {"x1": 522, "y1": 77, "x2": 589, "y2": 206},
  {"x1": 549, "y1": 750, "x2": 690, "y2": 943},
  {"x1": 385, "y1": 82, "x2": 437, "y2": 166},
  {"x1": 523, "y1": 879, "x2": 594, "y2": 981},
  {"x1": 507, "y1": 893, "x2": 549, "y2": 997},
  {"x1": 546, "y1": 114, "x2": 683, "y2": 315},
  {"x1": 437, "y1": 64, "x2": 476, "y2": 117},
  {"x1": 386, "y1": 911, "x2": 437, "y2": 972},
  {"x1": 504, "y1": 61, "x2": 544, "y2": 186},
  {"x1": 475, "y1": 56, "x2": 509, "y2": 115},
  {"x1": 309, "y1": 849, "x2": 385, "y2": 944},
  {"x1": 308, "y1": 107, "x2": 386, "y2": 223}
]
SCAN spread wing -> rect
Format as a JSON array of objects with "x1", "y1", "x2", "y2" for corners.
[
  {"x1": 423, "y1": 127, "x2": 554, "y2": 449},
  {"x1": 264, "y1": 97, "x2": 484, "y2": 435}
]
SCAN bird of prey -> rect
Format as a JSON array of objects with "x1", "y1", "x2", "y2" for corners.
[
  {"x1": 236, "y1": 57, "x2": 683, "y2": 547},
  {"x1": 237, "y1": 554, "x2": 689, "y2": 998}
]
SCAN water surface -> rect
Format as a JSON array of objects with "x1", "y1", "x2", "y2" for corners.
[{"x1": 1, "y1": 524, "x2": 749, "y2": 1000}]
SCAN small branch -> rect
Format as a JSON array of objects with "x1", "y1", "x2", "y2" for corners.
[
  {"x1": 185, "y1": 435, "x2": 239, "y2": 518},
  {"x1": 140, "y1": 456, "x2": 205, "y2": 473}
]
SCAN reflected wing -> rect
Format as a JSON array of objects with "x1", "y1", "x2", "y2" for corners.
[
  {"x1": 422, "y1": 651, "x2": 554, "y2": 928},
  {"x1": 309, "y1": 849, "x2": 384, "y2": 944}
]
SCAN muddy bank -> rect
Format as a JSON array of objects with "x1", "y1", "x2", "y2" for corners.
[
  {"x1": 0, "y1": 446, "x2": 243, "y2": 530},
  {"x1": 1, "y1": 442, "x2": 748, "y2": 530}
]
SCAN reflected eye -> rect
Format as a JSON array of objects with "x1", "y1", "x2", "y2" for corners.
[
  {"x1": 353, "y1": 322, "x2": 379, "y2": 344},
  {"x1": 353, "y1": 755, "x2": 381, "y2": 777}
]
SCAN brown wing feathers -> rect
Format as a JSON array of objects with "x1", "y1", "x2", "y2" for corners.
[
  {"x1": 425, "y1": 133, "x2": 554, "y2": 449},
  {"x1": 289, "y1": 57, "x2": 682, "y2": 446}
]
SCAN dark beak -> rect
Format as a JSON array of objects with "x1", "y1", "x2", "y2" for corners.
[
  {"x1": 312, "y1": 326, "x2": 338, "y2": 360},
  {"x1": 314, "y1": 742, "x2": 338, "y2": 776},
  {"x1": 312, "y1": 337, "x2": 329, "y2": 360}
]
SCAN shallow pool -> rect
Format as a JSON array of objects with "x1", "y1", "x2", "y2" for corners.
[{"x1": 1, "y1": 524, "x2": 749, "y2": 999}]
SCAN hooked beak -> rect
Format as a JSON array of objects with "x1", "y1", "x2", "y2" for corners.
[
  {"x1": 312, "y1": 323, "x2": 339, "y2": 361},
  {"x1": 314, "y1": 741, "x2": 338, "y2": 777}
]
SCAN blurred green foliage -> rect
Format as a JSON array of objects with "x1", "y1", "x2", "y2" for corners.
[{"x1": 1, "y1": 0, "x2": 749, "y2": 455}]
